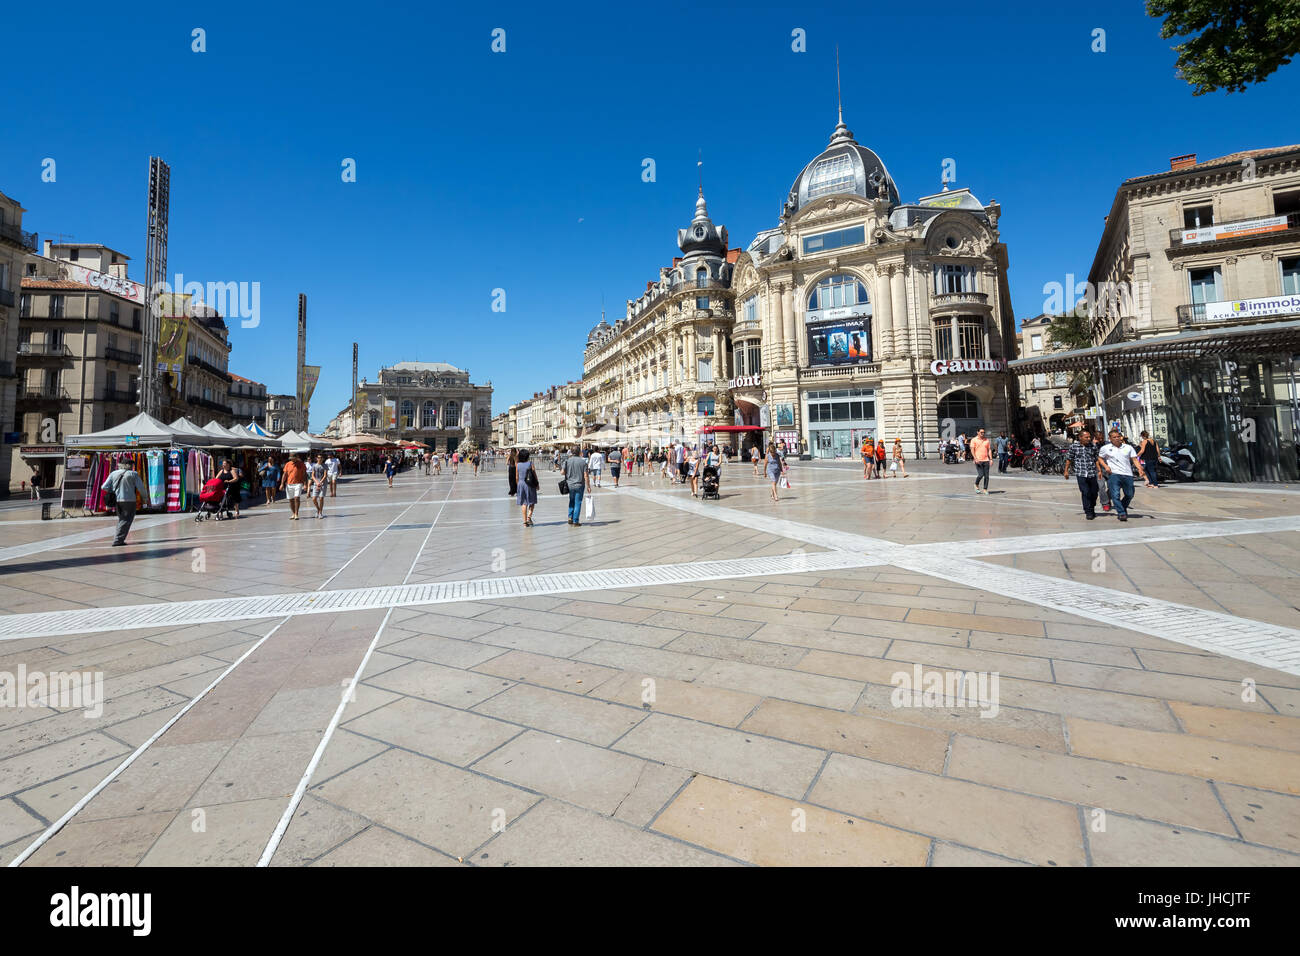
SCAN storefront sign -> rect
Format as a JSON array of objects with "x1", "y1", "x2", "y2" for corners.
[
  {"x1": 1180, "y1": 215, "x2": 1288, "y2": 245},
  {"x1": 930, "y1": 358, "x2": 1008, "y2": 375},
  {"x1": 1205, "y1": 293, "x2": 1300, "y2": 322},
  {"x1": 20, "y1": 445, "x2": 64, "y2": 458},
  {"x1": 729, "y1": 374, "x2": 761, "y2": 389},
  {"x1": 65, "y1": 264, "x2": 145, "y2": 304}
]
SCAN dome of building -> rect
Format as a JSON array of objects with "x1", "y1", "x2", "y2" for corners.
[
  {"x1": 781, "y1": 116, "x2": 900, "y2": 222},
  {"x1": 677, "y1": 191, "x2": 727, "y2": 256}
]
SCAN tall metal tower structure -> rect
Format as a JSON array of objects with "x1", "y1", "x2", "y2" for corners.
[
  {"x1": 351, "y1": 342, "x2": 358, "y2": 435},
  {"x1": 140, "y1": 157, "x2": 170, "y2": 417},
  {"x1": 296, "y1": 294, "x2": 307, "y2": 431}
]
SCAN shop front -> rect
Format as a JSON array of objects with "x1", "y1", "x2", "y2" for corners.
[{"x1": 802, "y1": 387, "x2": 877, "y2": 459}]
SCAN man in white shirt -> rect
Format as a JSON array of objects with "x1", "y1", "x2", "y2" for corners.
[
  {"x1": 588, "y1": 448, "x2": 605, "y2": 487},
  {"x1": 1096, "y1": 429, "x2": 1151, "y2": 522},
  {"x1": 325, "y1": 454, "x2": 341, "y2": 497}
]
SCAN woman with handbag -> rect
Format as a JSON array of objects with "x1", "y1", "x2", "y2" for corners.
[
  {"x1": 516, "y1": 449, "x2": 538, "y2": 527},
  {"x1": 890, "y1": 439, "x2": 910, "y2": 477},
  {"x1": 766, "y1": 442, "x2": 785, "y2": 503}
]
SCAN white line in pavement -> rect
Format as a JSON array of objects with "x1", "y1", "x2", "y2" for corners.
[
  {"x1": 7, "y1": 618, "x2": 290, "y2": 867},
  {"x1": 0, "y1": 550, "x2": 880, "y2": 640},
  {"x1": 259, "y1": 475, "x2": 463, "y2": 866},
  {"x1": 0, "y1": 512, "x2": 192, "y2": 564}
]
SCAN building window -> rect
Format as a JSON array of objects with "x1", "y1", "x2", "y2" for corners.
[
  {"x1": 805, "y1": 153, "x2": 855, "y2": 200},
  {"x1": 368, "y1": 411, "x2": 379, "y2": 429},
  {"x1": 1281, "y1": 256, "x2": 1300, "y2": 294},
  {"x1": 104, "y1": 413, "x2": 114, "y2": 429},
  {"x1": 1188, "y1": 266, "x2": 1223, "y2": 304},
  {"x1": 51, "y1": 294, "x2": 65, "y2": 318},
  {"x1": 1033, "y1": 373, "x2": 1048, "y2": 388},
  {"x1": 1053, "y1": 395, "x2": 1064, "y2": 409},
  {"x1": 733, "y1": 347, "x2": 744, "y2": 377},
  {"x1": 938, "y1": 389, "x2": 981, "y2": 421},
  {"x1": 696, "y1": 296, "x2": 709, "y2": 309},
  {"x1": 802, "y1": 225, "x2": 865, "y2": 255},
  {"x1": 697, "y1": 397, "x2": 715, "y2": 416},
  {"x1": 478, "y1": 412, "x2": 486, "y2": 428},
  {"x1": 807, "y1": 274, "x2": 869, "y2": 313},
  {"x1": 933, "y1": 317, "x2": 953, "y2": 360},
  {"x1": 19, "y1": 293, "x2": 30, "y2": 317},
  {"x1": 69, "y1": 248, "x2": 79, "y2": 261},
  {"x1": 935, "y1": 264, "x2": 976, "y2": 294},
  {"x1": 747, "y1": 344, "x2": 761, "y2": 376},
  {"x1": 696, "y1": 268, "x2": 708, "y2": 289},
  {"x1": 421, "y1": 400, "x2": 437, "y2": 428},
  {"x1": 958, "y1": 317, "x2": 985, "y2": 359},
  {"x1": 49, "y1": 328, "x2": 65, "y2": 349},
  {"x1": 742, "y1": 295, "x2": 758, "y2": 324},
  {"x1": 445, "y1": 401, "x2": 459, "y2": 426},
  {"x1": 1183, "y1": 204, "x2": 1214, "y2": 229},
  {"x1": 697, "y1": 358, "x2": 712, "y2": 382},
  {"x1": 400, "y1": 400, "x2": 414, "y2": 428},
  {"x1": 1275, "y1": 191, "x2": 1300, "y2": 216},
  {"x1": 1030, "y1": 333, "x2": 1042, "y2": 351}
]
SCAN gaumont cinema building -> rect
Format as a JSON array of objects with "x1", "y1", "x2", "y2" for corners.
[{"x1": 585, "y1": 112, "x2": 1018, "y2": 459}]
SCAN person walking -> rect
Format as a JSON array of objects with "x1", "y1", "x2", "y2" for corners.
[
  {"x1": 325, "y1": 452, "x2": 341, "y2": 497},
  {"x1": 280, "y1": 453, "x2": 307, "y2": 520},
  {"x1": 472, "y1": 451, "x2": 481, "y2": 477},
  {"x1": 1097, "y1": 428, "x2": 1152, "y2": 522},
  {"x1": 588, "y1": 446, "x2": 605, "y2": 488},
  {"x1": 609, "y1": 446, "x2": 622, "y2": 488},
  {"x1": 101, "y1": 458, "x2": 147, "y2": 546},
  {"x1": 564, "y1": 445, "x2": 590, "y2": 526},
  {"x1": 766, "y1": 442, "x2": 786, "y2": 503},
  {"x1": 215, "y1": 458, "x2": 244, "y2": 517},
  {"x1": 516, "y1": 448, "x2": 538, "y2": 527},
  {"x1": 688, "y1": 446, "x2": 701, "y2": 497},
  {"x1": 996, "y1": 432, "x2": 1010, "y2": 473},
  {"x1": 384, "y1": 455, "x2": 397, "y2": 488},
  {"x1": 861, "y1": 435, "x2": 873, "y2": 479},
  {"x1": 751, "y1": 444, "x2": 761, "y2": 478},
  {"x1": 506, "y1": 447, "x2": 518, "y2": 497},
  {"x1": 890, "y1": 439, "x2": 909, "y2": 478},
  {"x1": 875, "y1": 438, "x2": 887, "y2": 475},
  {"x1": 971, "y1": 427, "x2": 992, "y2": 494},
  {"x1": 258, "y1": 455, "x2": 280, "y2": 507},
  {"x1": 28, "y1": 470, "x2": 41, "y2": 500},
  {"x1": 1137, "y1": 430, "x2": 1161, "y2": 488},
  {"x1": 675, "y1": 442, "x2": 688, "y2": 484},
  {"x1": 307, "y1": 454, "x2": 328, "y2": 519},
  {"x1": 451, "y1": 451, "x2": 460, "y2": 475},
  {"x1": 1063, "y1": 427, "x2": 1101, "y2": 520}
]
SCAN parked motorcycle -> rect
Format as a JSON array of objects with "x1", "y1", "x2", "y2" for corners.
[{"x1": 1157, "y1": 442, "x2": 1196, "y2": 483}]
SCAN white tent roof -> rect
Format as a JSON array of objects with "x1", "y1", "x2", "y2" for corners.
[
  {"x1": 168, "y1": 417, "x2": 217, "y2": 445},
  {"x1": 201, "y1": 421, "x2": 270, "y2": 446},
  {"x1": 245, "y1": 421, "x2": 273, "y2": 438},
  {"x1": 66, "y1": 412, "x2": 183, "y2": 448},
  {"x1": 278, "y1": 430, "x2": 329, "y2": 451}
]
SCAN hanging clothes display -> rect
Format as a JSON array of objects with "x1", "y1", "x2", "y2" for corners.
[
  {"x1": 166, "y1": 449, "x2": 183, "y2": 512},
  {"x1": 71, "y1": 446, "x2": 214, "y2": 515},
  {"x1": 146, "y1": 449, "x2": 166, "y2": 507}
]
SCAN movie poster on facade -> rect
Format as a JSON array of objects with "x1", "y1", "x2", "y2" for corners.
[
  {"x1": 807, "y1": 317, "x2": 871, "y2": 366},
  {"x1": 775, "y1": 403, "x2": 795, "y2": 426}
]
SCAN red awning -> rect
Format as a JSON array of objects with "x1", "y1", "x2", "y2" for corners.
[{"x1": 699, "y1": 425, "x2": 766, "y2": 433}]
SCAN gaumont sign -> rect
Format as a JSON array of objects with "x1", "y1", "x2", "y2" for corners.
[
  {"x1": 729, "y1": 374, "x2": 761, "y2": 389},
  {"x1": 930, "y1": 358, "x2": 1008, "y2": 375},
  {"x1": 65, "y1": 265, "x2": 145, "y2": 304}
]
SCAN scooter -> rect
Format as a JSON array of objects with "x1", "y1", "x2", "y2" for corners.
[{"x1": 1157, "y1": 442, "x2": 1196, "y2": 483}]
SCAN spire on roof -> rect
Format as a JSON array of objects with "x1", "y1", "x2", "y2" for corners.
[{"x1": 829, "y1": 48, "x2": 854, "y2": 145}]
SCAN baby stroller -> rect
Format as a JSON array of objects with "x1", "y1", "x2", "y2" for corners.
[
  {"x1": 195, "y1": 477, "x2": 235, "y2": 521},
  {"x1": 701, "y1": 464, "x2": 720, "y2": 500}
]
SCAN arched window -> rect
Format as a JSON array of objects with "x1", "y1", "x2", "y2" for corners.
[
  {"x1": 696, "y1": 267, "x2": 708, "y2": 289},
  {"x1": 400, "y1": 400, "x2": 414, "y2": 428},
  {"x1": 421, "y1": 400, "x2": 437, "y2": 428},
  {"x1": 807, "y1": 274, "x2": 870, "y2": 313},
  {"x1": 477, "y1": 411, "x2": 487, "y2": 428},
  {"x1": 445, "y1": 401, "x2": 459, "y2": 427},
  {"x1": 938, "y1": 390, "x2": 981, "y2": 422},
  {"x1": 367, "y1": 411, "x2": 379, "y2": 429}
]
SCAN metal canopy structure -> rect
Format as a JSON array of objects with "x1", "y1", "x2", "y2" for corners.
[{"x1": 1008, "y1": 319, "x2": 1300, "y2": 374}]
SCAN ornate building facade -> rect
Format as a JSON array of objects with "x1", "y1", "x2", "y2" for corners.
[
  {"x1": 579, "y1": 114, "x2": 1016, "y2": 458},
  {"x1": 357, "y1": 361, "x2": 492, "y2": 452}
]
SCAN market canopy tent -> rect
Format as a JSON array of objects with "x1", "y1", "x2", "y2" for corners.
[
  {"x1": 201, "y1": 420, "x2": 275, "y2": 448},
  {"x1": 331, "y1": 434, "x2": 394, "y2": 448},
  {"x1": 278, "y1": 430, "x2": 331, "y2": 452},
  {"x1": 168, "y1": 417, "x2": 218, "y2": 446},
  {"x1": 66, "y1": 412, "x2": 187, "y2": 449},
  {"x1": 585, "y1": 426, "x2": 632, "y2": 443},
  {"x1": 245, "y1": 421, "x2": 274, "y2": 438}
]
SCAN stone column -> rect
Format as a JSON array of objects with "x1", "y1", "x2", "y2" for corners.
[
  {"x1": 771, "y1": 285, "x2": 786, "y2": 369},
  {"x1": 783, "y1": 285, "x2": 798, "y2": 368},
  {"x1": 875, "y1": 269, "x2": 893, "y2": 359},
  {"x1": 891, "y1": 269, "x2": 908, "y2": 356}
]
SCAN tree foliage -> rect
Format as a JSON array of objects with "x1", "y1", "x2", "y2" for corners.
[{"x1": 1147, "y1": 0, "x2": 1300, "y2": 95}]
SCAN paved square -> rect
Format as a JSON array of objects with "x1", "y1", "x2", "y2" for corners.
[{"x1": 1, "y1": 459, "x2": 1298, "y2": 867}]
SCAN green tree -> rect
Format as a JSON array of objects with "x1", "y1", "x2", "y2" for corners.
[
  {"x1": 1147, "y1": 0, "x2": 1300, "y2": 95},
  {"x1": 1045, "y1": 306, "x2": 1098, "y2": 399}
]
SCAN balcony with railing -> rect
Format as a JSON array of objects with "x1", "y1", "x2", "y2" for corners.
[
  {"x1": 802, "y1": 364, "x2": 881, "y2": 380},
  {"x1": 187, "y1": 354, "x2": 231, "y2": 378},
  {"x1": 0, "y1": 221, "x2": 38, "y2": 251},
  {"x1": 105, "y1": 346, "x2": 143, "y2": 365},
  {"x1": 930, "y1": 291, "x2": 990, "y2": 312},
  {"x1": 19, "y1": 384, "x2": 71, "y2": 401},
  {"x1": 189, "y1": 395, "x2": 234, "y2": 415},
  {"x1": 1169, "y1": 212, "x2": 1300, "y2": 249},
  {"x1": 18, "y1": 342, "x2": 73, "y2": 360},
  {"x1": 104, "y1": 388, "x2": 139, "y2": 404}
]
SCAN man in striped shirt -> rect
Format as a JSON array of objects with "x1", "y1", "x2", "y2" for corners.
[{"x1": 1063, "y1": 428, "x2": 1100, "y2": 520}]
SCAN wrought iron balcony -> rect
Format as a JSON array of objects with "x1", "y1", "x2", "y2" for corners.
[
  {"x1": 104, "y1": 388, "x2": 139, "y2": 404},
  {"x1": 18, "y1": 342, "x2": 73, "y2": 358},
  {"x1": 187, "y1": 354, "x2": 230, "y2": 378},
  {"x1": 1169, "y1": 212, "x2": 1300, "y2": 249},
  {"x1": 105, "y1": 346, "x2": 143, "y2": 365},
  {"x1": 19, "y1": 385, "x2": 70, "y2": 400},
  {"x1": 0, "y1": 221, "x2": 38, "y2": 251}
]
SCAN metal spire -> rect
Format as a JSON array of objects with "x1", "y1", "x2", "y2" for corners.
[
  {"x1": 836, "y1": 46, "x2": 843, "y2": 125},
  {"x1": 697, "y1": 148, "x2": 704, "y2": 197}
]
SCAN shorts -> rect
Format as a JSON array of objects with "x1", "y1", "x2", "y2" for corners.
[
  {"x1": 310, "y1": 483, "x2": 325, "y2": 498},
  {"x1": 286, "y1": 484, "x2": 303, "y2": 499}
]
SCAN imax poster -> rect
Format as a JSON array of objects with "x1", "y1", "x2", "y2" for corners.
[{"x1": 808, "y1": 318, "x2": 871, "y2": 366}]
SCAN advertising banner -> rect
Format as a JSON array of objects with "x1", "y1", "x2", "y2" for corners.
[
  {"x1": 302, "y1": 366, "x2": 321, "y2": 406},
  {"x1": 156, "y1": 294, "x2": 189, "y2": 395},
  {"x1": 1205, "y1": 293, "x2": 1300, "y2": 322},
  {"x1": 807, "y1": 317, "x2": 872, "y2": 366},
  {"x1": 65, "y1": 264, "x2": 145, "y2": 304},
  {"x1": 384, "y1": 400, "x2": 396, "y2": 428},
  {"x1": 1181, "y1": 215, "x2": 1288, "y2": 245}
]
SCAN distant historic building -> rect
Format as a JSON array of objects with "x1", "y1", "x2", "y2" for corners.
[{"x1": 357, "y1": 361, "x2": 492, "y2": 452}]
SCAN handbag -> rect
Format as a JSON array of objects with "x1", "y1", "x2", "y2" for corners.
[
  {"x1": 558, "y1": 477, "x2": 570, "y2": 495},
  {"x1": 780, "y1": 474, "x2": 791, "y2": 489},
  {"x1": 584, "y1": 494, "x2": 594, "y2": 520}
]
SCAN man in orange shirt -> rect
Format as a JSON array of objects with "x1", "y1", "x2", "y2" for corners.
[
  {"x1": 970, "y1": 427, "x2": 992, "y2": 494},
  {"x1": 279, "y1": 453, "x2": 308, "y2": 520}
]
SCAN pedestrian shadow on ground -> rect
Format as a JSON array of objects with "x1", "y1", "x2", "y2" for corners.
[{"x1": 0, "y1": 545, "x2": 195, "y2": 576}]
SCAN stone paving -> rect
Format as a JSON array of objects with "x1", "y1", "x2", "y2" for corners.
[{"x1": 0, "y1": 457, "x2": 1298, "y2": 866}]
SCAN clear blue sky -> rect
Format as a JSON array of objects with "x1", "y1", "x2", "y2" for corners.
[{"x1": 6, "y1": 0, "x2": 1298, "y2": 430}]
